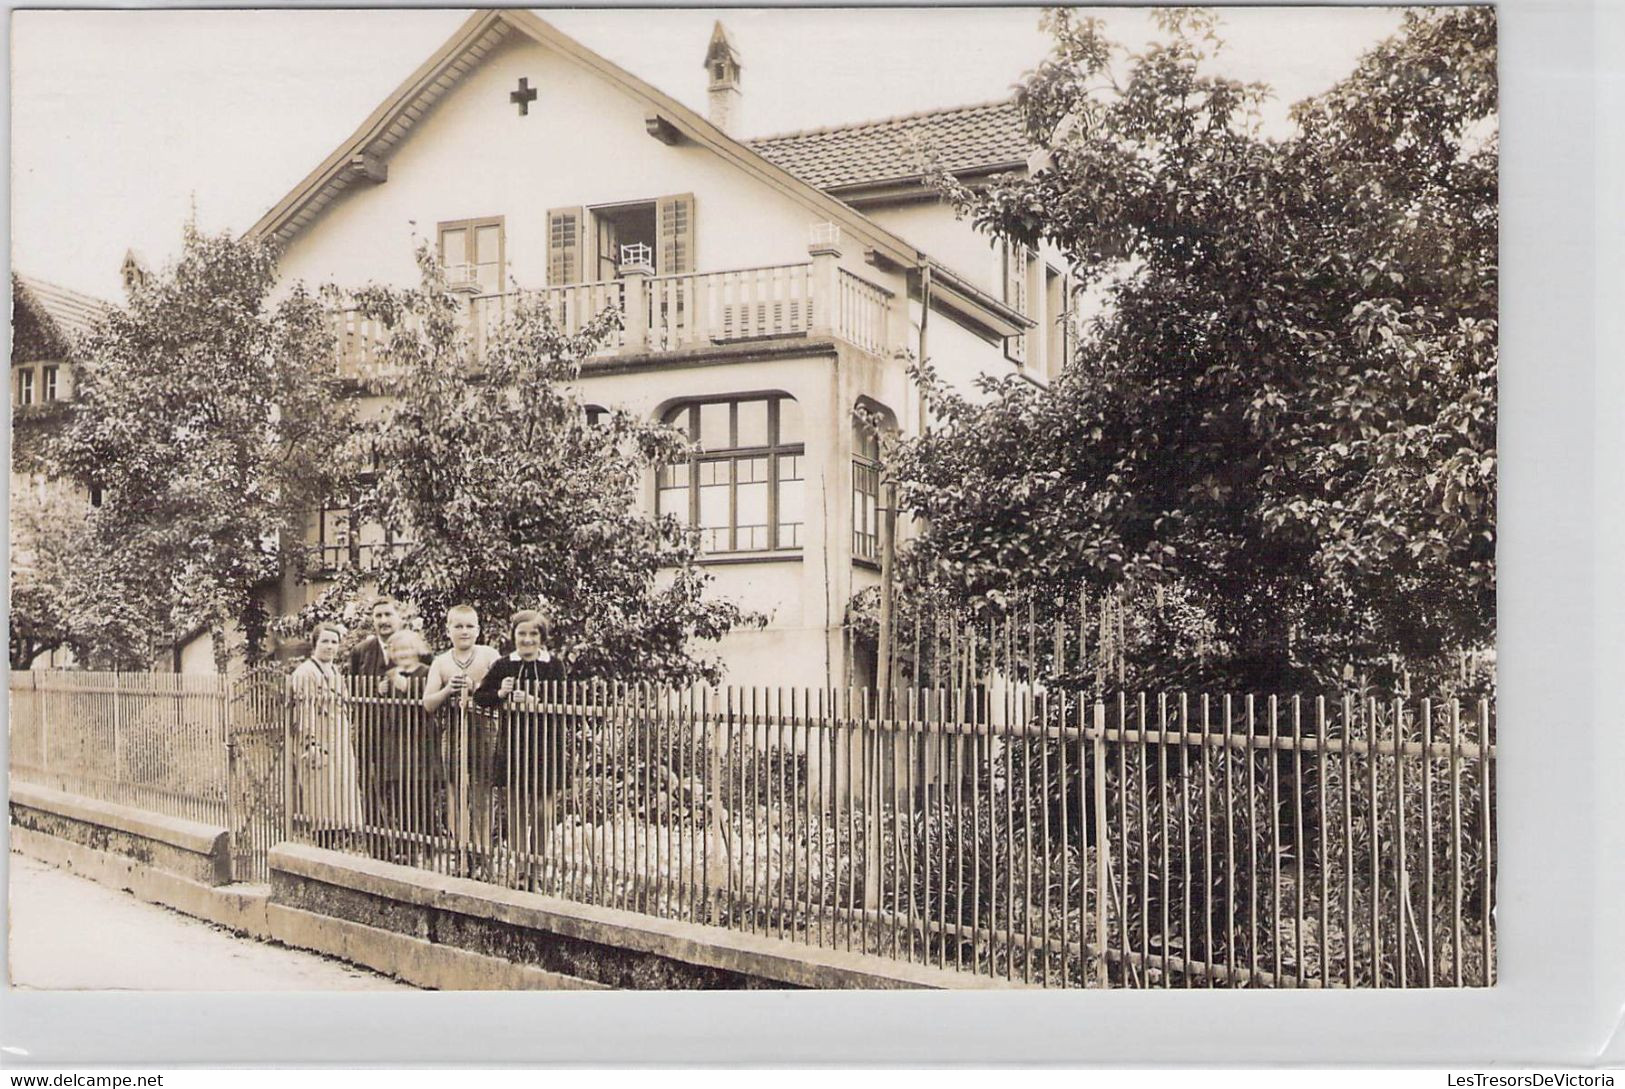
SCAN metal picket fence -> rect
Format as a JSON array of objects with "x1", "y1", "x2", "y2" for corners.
[{"x1": 9, "y1": 669, "x2": 1495, "y2": 986}]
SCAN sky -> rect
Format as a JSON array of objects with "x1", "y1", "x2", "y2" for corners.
[{"x1": 10, "y1": 6, "x2": 1405, "y2": 301}]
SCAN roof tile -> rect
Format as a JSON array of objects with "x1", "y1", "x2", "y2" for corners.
[
  {"x1": 749, "y1": 100, "x2": 1030, "y2": 191},
  {"x1": 14, "y1": 274, "x2": 111, "y2": 344}
]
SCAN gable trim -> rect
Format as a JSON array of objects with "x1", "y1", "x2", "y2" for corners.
[{"x1": 245, "y1": 9, "x2": 914, "y2": 270}]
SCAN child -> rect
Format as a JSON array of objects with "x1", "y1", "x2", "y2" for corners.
[
  {"x1": 424, "y1": 604, "x2": 501, "y2": 714},
  {"x1": 375, "y1": 628, "x2": 437, "y2": 864},
  {"x1": 423, "y1": 605, "x2": 502, "y2": 865}
]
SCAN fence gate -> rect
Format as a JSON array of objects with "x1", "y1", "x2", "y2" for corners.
[{"x1": 226, "y1": 667, "x2": 289, "y2": 883}]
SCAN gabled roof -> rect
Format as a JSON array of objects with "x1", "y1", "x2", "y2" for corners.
[
  {"x1": 246, "y1": 10, "x2": 916, "y2": 271},
  {"x1": 244, "y1": 11, "x2": 1032, "y2": 337},
  {"x1": 13, "y1": 273, "x2": 110, "y2": 347},
  {"x1": 750, "y1": 100, "x2": 1029, "y2": 192}
]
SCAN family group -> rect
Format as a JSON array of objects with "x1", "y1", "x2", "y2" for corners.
[{"x1": 285, "y1": 597, "x2": 569, "y2": 866}]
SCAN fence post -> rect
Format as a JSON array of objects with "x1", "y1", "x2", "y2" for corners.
[
  {"x1": 222, "y1": 676, "x2": 237, "y2": 871},
  {"x1": 705, "y1": 687, "x2": 727, "y2": 926},
  {"x1": 35, "y1": 671, "x2": 48, "y2": 773},
  {"x1": 1092, "y1": 698, "x2": 1110, "y2": 988},
  {"x1": 455, "y1": 700, "x2": 472, "y2": 879},
  {"x1": 111, "y1": 672, "x2": 124, "y2": 787},
  {"x1": 863, "y1": 688, "x2": 883, "y2": 917},
  {"x1": 282, "y1": 683, "x2": 297, "y2": 842}
]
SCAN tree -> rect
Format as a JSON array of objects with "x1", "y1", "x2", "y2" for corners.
[
  {"x1": 9, "y1": 489, "x2": 81, "y2": 668},
  {"x1": 346, "y1": 251, "x2": 759, "y2": 685},
  {"x1": 48, "y1": 225, "x2": 354, "y2": 669},
  {"x1": 891, "y1": 8, "x2": 1496, "y2": 691}
]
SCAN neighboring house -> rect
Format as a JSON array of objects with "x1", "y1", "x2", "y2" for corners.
[
  {"x1": 10, "y1": 273, "x2": 109, "y2": 669},
  {"x1": 247, "y1": 9, "x2": 1078, "y2": 689}
]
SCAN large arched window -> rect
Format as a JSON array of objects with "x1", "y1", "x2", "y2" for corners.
[{"x1": 658, "y1": 394, "x2": 804, "y2": 554}]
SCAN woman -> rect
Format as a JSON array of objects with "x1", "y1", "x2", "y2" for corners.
[
  {"x1": 288, "y1": 622, "x2": 365, "y2": 850},
  {"x1": 474, "y1": 610, "x2": 568, "y2": 888}
]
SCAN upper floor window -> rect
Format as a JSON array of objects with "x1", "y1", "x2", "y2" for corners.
[
  {"x1": 658, "y1": 394, "x2": 803, "y2": 554},
  {"x1": 305, "y1": 494, "x2": 409, "y2": 573},
  {"x1": 16, "y1": 368, "x2": 34, "y2": 406},
  {"x1": 548, "y1": 194, "x2": 695, "y2": 285},
  {"x1": 1001, "y1": 239, "x2": 1031, "y2": 365},
  {"x1": 42, "y1": 365, "x2": 59, "y2": 403},
  {"x1": 438, "y1": 217, "x2": 505, "y2": 294}
]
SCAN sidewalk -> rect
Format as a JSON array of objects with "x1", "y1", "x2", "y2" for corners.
[{"x1": 6, "y1": 851, "x2": 412, "y2": 990}]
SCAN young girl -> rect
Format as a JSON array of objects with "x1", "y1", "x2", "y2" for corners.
[{"x1": 474, "y1": 610, "x2": 567, "y2": 889}]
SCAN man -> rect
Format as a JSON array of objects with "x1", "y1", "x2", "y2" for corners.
[
  {"x1": 349, "y1": 597, "x2": 403, "y2": 679},
  {"x1": 349, "y1": 596, "x2": 404, "y2": 860}
]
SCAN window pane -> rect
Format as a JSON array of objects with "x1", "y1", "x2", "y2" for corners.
[
  {"x1": 777, "y1": 397, "x2": 803, "y2": 444},
  {"x1": 737, "y1": 485, "x2": 768, "y2": 551},
  {"x1": 778, "y1": 454, "x2": 804, "y2": 550},
  {"x1": 475, "y1": 225, "x2": 502, "y2": 292},
  {"x1": 320, "y1": 507, "x2": 350, "y2": 569},
  {"x1": 853, "y1": 459, "x2": 878, "y2": 559},
  {"x1": 699, "y1": 402, "x2": 731, "y2": 452},
  {"x1": 474, "y1": 225, "x2": 500, "y2": 264},
  {"x1": 698, "y1": 459, "x2": 729, "y2": 487},
  {"x1": 658, "y1": 484, "x2": 688, "y2": 523},
  {"x1": 736, "y1": 398, "x2": 769, "y2": 447},
  {"x1": 663, "y1": 404, "x2": 692, "y2": 432},
  {"x1": 699, "y1": 461, "x2": 731, "y2": 551},
  {"x1": 657, "y1": 462, "x2": 689, "y2": 490},
  {"x1": 441, "y1": 228, "x2": 467, "y2": 268}
]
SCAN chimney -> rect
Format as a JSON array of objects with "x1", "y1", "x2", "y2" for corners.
[{"x1": 704, "y1": 21, "x2": 742, "y2": 135}]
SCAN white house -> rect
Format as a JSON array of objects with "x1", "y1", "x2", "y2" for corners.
[{"x1": 247, "y1": 9, "x2": 1077, "y2": 689}]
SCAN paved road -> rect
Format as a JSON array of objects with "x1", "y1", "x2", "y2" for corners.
[{"x1": 7, "y1": 852, "x2": 412, "y2": 990}]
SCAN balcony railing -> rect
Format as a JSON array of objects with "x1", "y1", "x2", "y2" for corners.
[{"x1": 333, "y1": 256, "x2": 893, "y2": 379}]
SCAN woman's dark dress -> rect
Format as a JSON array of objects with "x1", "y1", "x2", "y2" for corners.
[{"x1": 473, "y1": 653, "x2": 571, "y2": 833}]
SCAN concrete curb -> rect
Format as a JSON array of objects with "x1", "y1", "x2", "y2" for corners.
[
  {"x1": 271, "y1": 843, "x2": 1023, "y2": 990},
  {"x1": 10, "y1": 782, "x2": 233, "y2": 887},
  {"x1": 264, "y1": 903, "x2": 607, "y2": 990},
  {"x1": 11, "y1": 782, "x2": 229, "y2": 858}
]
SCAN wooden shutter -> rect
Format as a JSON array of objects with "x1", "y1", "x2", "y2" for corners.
[
  {"x1": 656, "y1": 193, "x2": 696, "y2": 275},
  {"x1": 547, "y1": 207, "x2": 584, "y2": 286},
  {"x1": 1004, "y1": 242, "x2": 1029, "y2": 364}
]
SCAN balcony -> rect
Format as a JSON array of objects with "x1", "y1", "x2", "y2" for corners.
[{"x1": 331, "y1": 253, "x2": 893, "y2": 380}]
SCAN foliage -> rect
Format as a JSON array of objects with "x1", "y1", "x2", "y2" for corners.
[
  {"x1": 9, "y1": 488, "x2": 85, "y2": 667},
  {"x1": 344, "y1": 250, "x2": 761, "y2": 684},
  {"x1": 45, "y1": 227, "x2": 356, "y2": 668},
  {"x1": 10, "y1": 274, "x2": 77, "y2": 367},
  {"x1": 894, "y1": 8, "x2": 1497, "y2": 692},
  {"x1": 38, "y1": 226, "x2": 354, "y2": 668}
]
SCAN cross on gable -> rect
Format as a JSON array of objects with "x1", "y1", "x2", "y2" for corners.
[{"x1": 510, "y1": 77, "x2": 538, "y2": 116}]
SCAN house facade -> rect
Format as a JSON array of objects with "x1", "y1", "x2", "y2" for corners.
[
  {"x1": 10, "y1": 274, "x2": 108, "y2": 669},
  {"x1": 248, "y1": 10, "x2": 1077, "y2": 690}
]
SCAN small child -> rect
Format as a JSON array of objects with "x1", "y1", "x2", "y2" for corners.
[{"x1": 377, "y1": 628, "x2": 438, "y2": 864}]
